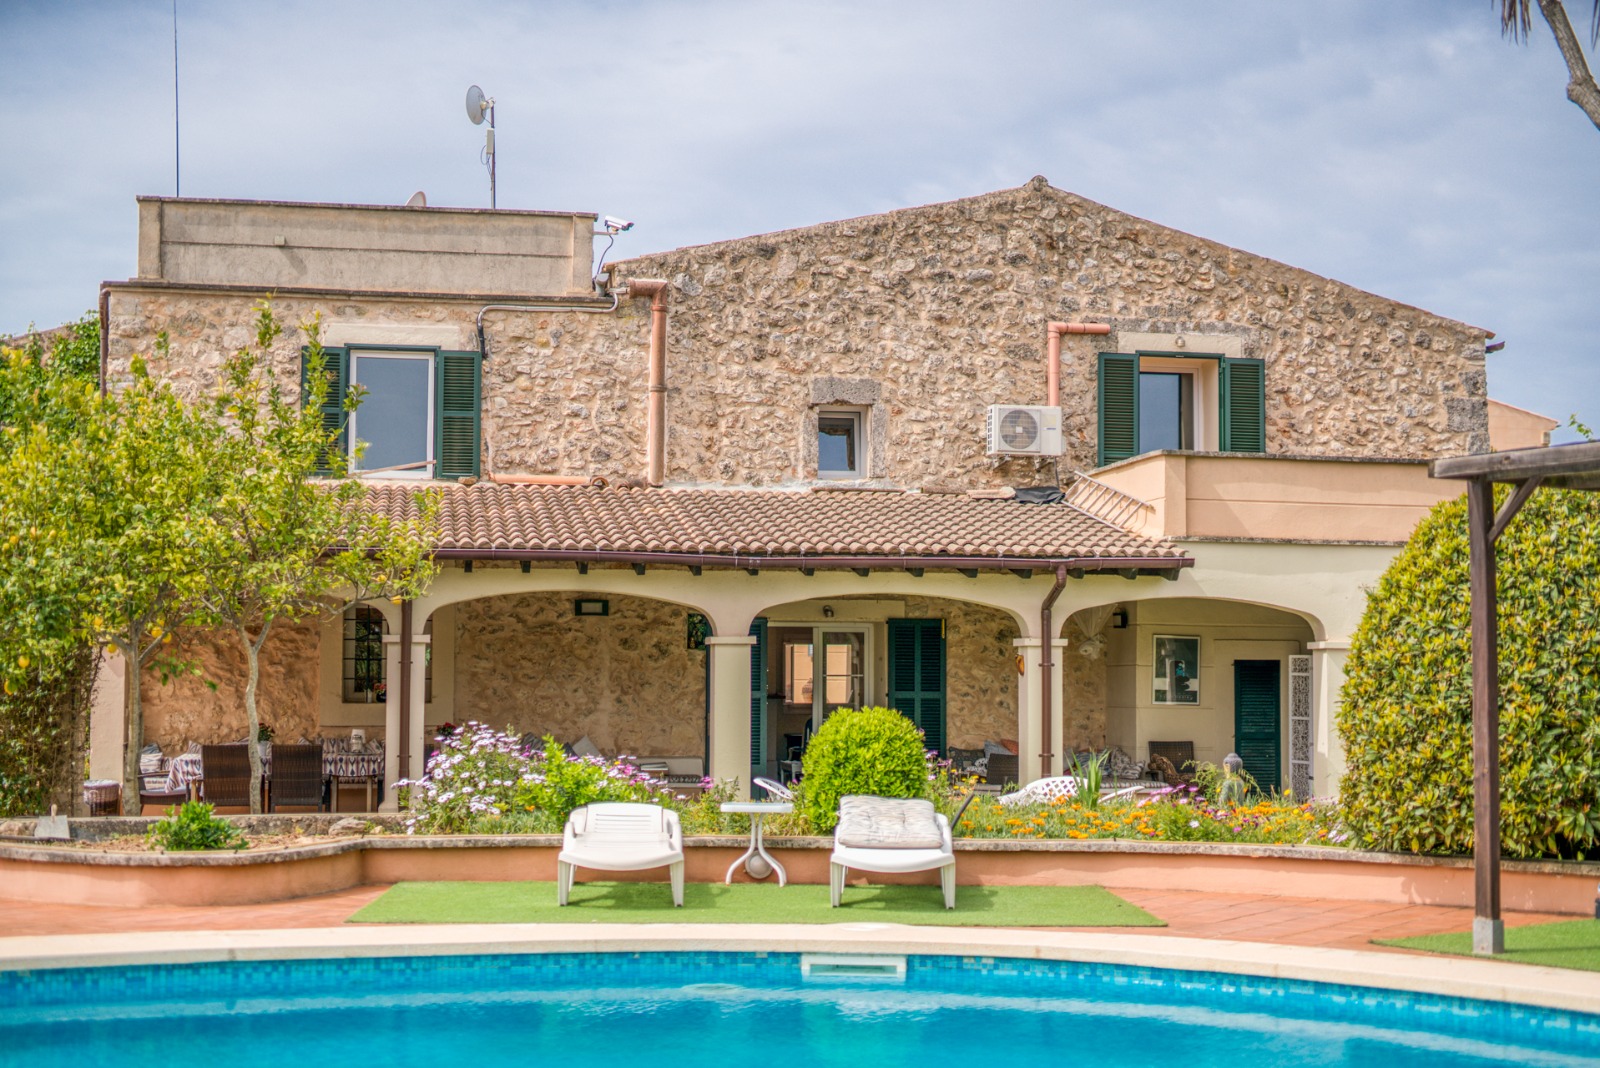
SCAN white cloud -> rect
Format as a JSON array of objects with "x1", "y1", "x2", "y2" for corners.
[{"x1": 1, "y1": 0, "x2": 1595, "y2": 428}]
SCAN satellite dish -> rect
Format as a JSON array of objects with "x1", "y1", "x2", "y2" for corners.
[
  {"x1": 466, "y1": 85, "x2": 488, "y2": 125},
  {"x1": 405, "y1": 191, "x2": 427, "y2": 208}
]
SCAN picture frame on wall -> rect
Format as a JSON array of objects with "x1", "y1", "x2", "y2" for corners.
[{"x1": 1153, "y1": 635, "x2": 1200, "y2": 704}]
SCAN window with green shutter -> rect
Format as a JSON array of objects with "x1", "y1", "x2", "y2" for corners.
[
  {"x1": 301, "y1": 346, "x2": 349, "y2": 476},
  {"x1": 301, "y1": 345, "x2": 482, "y2": 479},
  {"x1": 1097, "y1": 353, "x2": 1140, "y2": 467},
  {"x1": 435, "y1": 350, "x2": 482, "y2": 479},
  {"x1": 1220, "y1": 357, "x2": 1266, "y2": 453},
  {"x1": 887, "y1": 618, "x2": 946, "y2": 755},
  {"x1": 1095, "y1": 352, "x2": 1266, "y2": 466},
  {"x1": 750, "y1": 618, "x2": 768, "y2": 777}
]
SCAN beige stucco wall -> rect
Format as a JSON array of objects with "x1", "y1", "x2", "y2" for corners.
[
  {"x1": 1487, "y1": 398, "x2": 1559, "y2": 451},
  {"x1": 106, "y1": 179, "x2": 1490, "y2": 491},
  {"x1": 1092, "y1": 452, "x2": 1460, "y2": 543}
]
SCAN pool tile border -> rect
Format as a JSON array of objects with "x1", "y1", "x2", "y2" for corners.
[{"x1": 1, "y1": 925, "x2": 1598, "y2": 1016}]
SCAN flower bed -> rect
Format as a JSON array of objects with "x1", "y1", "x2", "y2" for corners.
[{"x1": 955, "y1": 784, "x2": 1339, "y2": 846}]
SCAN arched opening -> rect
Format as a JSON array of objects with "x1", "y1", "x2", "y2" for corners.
[
  {"x1": 1065, "y1": 596, "x2": 1318, "y2": 793},
  {"x1": 749, "y1": 592, "x2": 1028, "y2": 783}
]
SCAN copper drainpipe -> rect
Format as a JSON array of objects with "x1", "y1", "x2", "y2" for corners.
[
  {"x1": 1046, "y1": 322, "x2": 1111, "y2": 407},
  {"x1": 1038, "y1": 564, "x2": 1069, "y2": 781},
  {"x1": 628, "y1": 279, "x2": 671, "y2": 486}
]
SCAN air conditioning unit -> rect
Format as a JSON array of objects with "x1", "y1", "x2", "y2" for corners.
[{"x1": 987, "y1": 404, "x2": 1064, "y2": 456}]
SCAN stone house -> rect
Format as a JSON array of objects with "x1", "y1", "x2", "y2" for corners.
[{"x1": 92, "y1": 177, "x2": 1500, "y2": 808}]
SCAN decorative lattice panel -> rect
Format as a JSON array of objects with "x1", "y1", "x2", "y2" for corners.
[{"x1": 1289, "y1": 654, "x2": 1313, "y2": 799}]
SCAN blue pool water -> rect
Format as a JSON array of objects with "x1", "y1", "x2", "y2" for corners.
[{"x1": 2, "y1": 951, "x2": 1597, "y2": 1067}]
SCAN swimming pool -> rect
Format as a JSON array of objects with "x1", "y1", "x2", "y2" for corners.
[{"x1": 2, "y1": 951, "x2": 1597, "y2": 1067}]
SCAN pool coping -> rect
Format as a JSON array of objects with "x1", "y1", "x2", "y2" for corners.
[{"x1": 3, "y1": 925, "x2": 1599, "y2": 1016}]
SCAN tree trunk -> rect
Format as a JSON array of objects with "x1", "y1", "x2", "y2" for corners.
[
  {"x1": 242, "y1": 627, "x2": 264, "y2": 815},
  {"x1": 121, "y1": 643, "x2": 142, "y2": 817},
  {"x1": 1540, "y1": 0, "x2": 1600, "y2": 133}
]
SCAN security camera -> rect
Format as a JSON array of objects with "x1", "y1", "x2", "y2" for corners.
[{"x1": 603, "y1": 215, "x2": 634, "y2": 233}]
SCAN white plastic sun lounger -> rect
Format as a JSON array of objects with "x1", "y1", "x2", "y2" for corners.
[
  {"x1": 829, "y1": 795, "x2": 955, "y2": 909},
  {"x1": 557, "y1": 802, "x2": 685, "y2": 907}
]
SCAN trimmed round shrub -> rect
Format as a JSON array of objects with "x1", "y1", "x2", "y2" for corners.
[
  {"x1": 800, "y1": 706, "x2": 929, "y2": 832},
  {"x1": 1339, "y1": 487, "x2": 1600, "y2": 858}
]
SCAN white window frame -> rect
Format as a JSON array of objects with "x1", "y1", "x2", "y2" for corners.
[
  {"x1": 817, "y1": 407, "x2": 867, "y2": 479},
  {"x1": 1152, "y1": 633, "x2": 1202, "y2": 706},
  {"x1": 770, "y1": 622, "x2": 874, "y2": 725},
  {"x1": 349, "y1": 348, "x2": 435, "y2": 480},
  {"x1": 1136, "y1": 355, "x2": 1220, "y2": 452}
]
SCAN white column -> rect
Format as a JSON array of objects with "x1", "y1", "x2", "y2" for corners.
[
  {"x1": 1308, "y1": 640, "x2": 1351, "y2": 799},
  {"x1": 88, "y1": 653, "x2": 128, "y2": 784},
  {"x1": 705, "y1": 635, "x2": 755, "y2": 796},
  {"x1": 407, "y1": 633, "x2": 433, "y2": 783},
  {"x1": 1013, "y1": 637, "x2": 1070, "y2": 782},
  {"x1": 380, "y1": 635, "x2": 403, "y2": 812}
]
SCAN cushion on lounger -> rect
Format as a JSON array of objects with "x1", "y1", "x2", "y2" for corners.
[{"x1": 835, "y1": 795, "x2": 944, "y2": 849}]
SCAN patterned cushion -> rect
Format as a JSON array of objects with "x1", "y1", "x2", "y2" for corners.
[{"x1": 835, "y1": 795, "x2": 944, "y2": 849}]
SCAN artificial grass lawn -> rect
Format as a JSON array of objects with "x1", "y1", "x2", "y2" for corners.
[
  {"x1": 349, "y1": 880, "x2": 1164, "y2": 928},
  {"x1": 1377, "y1": 919, "x2": 1600, "y2": 972}
]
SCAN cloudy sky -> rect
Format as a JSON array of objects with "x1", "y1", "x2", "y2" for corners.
[{"x1": 2, "y1": 1, "x2": 1596, "y2": 435}]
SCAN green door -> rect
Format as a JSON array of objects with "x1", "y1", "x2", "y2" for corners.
[
  {"x1": 1233, "y1": 660, "x2": 1281, "y2": 793},
  {"x1": 749, "y1": 618, "x2": 768, "y2": 784},
  {"x1": 888, "y1": 619, "x2": 946, "y2": 754}
]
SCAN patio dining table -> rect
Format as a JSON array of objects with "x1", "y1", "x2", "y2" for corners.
[{"x1": 166, "y1": 742, "x2": 386, "y2": 810}]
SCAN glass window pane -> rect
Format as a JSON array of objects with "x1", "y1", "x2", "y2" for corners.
[
  {"x1": 821, "y1": 631, "x2": 865, "y2": 711},
  {"x1": 818, "y1": 414, "x2": 858, "y2": 473},
  {"x1": 352, "y1": 355, "x2": 431, "y2": 475},
  {"x1": 1139, "y1": 372, "x2": 1184, "y2": 453}
]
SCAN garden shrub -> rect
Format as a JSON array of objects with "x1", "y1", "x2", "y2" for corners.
[
  {"x1": 800, "y1": 706, "x2": 930, "y2": 832},
  {"x1": 146, "y1": 801, "x2": 247, "y2": 851},
  {"x1": 401, "y1": 722, "x2": 534, "y2": 834},
  {"x1": 1339, "y1": 488, "x2": 1600, "y2": 858},
  {"x1": 510, "y1": 737, "x2": 665, "y2": 828}
]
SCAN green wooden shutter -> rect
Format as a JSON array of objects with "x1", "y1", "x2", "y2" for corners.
[
  {"x1": 434, "y1": 351, "x2": 482, "y2": 479},
  {"x1": 1097, "y1": 352, "x2": 1140, "y2": 467},
  {"x1": 749, "y1": 618, "x2": 768, "y2": 777},
  {"x1": 888, "y1": 619, "x2": 946, "y2": 755},
  {"x1": 1221, "y1": 357, "x2": 1266, "y2": 454},
  {"x1": 301, "y1": 346, "x2": 348, "y2": 476},
  {"x1": 1233, "y1": 660, "x2": 1281, "y2": 793}
]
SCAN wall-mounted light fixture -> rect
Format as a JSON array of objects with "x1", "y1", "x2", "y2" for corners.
[
  {"x1": 822, "y1": 604, "x2": 835, "y2": 618},
  {"x1": 574, "y1": 598, "x2": 610, "y2": 617},
  {"x1": 1112, "y1": 607, "x2": 1129, "y2": 629}
]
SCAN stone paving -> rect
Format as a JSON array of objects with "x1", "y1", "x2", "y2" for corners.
[{"x1": 0, "y1": 883, "x2": 1569, "y2": 952}]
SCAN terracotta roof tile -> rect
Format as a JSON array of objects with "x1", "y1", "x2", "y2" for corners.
[{"x1": 363, "y1": 483, "x2": 1185, "y2": 567}]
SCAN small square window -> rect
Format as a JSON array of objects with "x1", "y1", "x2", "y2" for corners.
[{"x1": 818, "y1": 410, "x2": 864, "y2": 479}]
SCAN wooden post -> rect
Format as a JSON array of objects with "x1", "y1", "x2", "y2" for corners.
[{"x1": 1467, "y1": 478, "x2": 1504, "y2": 955}]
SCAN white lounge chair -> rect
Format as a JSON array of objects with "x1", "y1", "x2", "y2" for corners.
[
  {"x1": 557, "y1": 802, "x2": 685, "y2": 907},
  {"x1": 829, "y1": 795, "x2": 956, "y2": 909}
]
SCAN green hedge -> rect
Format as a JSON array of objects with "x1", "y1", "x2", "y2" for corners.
[{"x1": 1338, "y1": 487, "x2": 1600, "y2": 858}]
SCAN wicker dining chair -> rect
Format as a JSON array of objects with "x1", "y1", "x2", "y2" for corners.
[
  {"x1": 199, "y1": 744, "x2": 253, "y2": 809},
  {"x1": 270, "y1": 743, "x2": 326, "y2": 811},
  {"x1": 983, "y1": 753, "x2": 1019, "y2": 788}
]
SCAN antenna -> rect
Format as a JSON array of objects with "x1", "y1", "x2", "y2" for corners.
[{"x1": 465, "y1": 85, "x2": 496, "y2": 209}]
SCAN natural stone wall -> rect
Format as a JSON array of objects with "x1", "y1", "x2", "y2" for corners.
[
  {"x1": 105, "y1": 178, "x2": 1489, "y2": 494},
  {"x1": 141, "y1": 619, "x2": 322, "y2": 751},
  {"x1": 452, "y1": 591, "x2": 707, "y2": 757},
  {"x1": 1062, "y1": 612, "x2": 1109, "y2": 752},
  {"x1": 904, "y1": 597, "x2": 1019, "y2": 750}
]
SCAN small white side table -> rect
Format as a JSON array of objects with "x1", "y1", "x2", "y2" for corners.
[{"x1": 720, "y1": 800, "x2": 793, "y2": 885}]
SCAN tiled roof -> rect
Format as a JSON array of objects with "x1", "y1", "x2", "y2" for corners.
[{"x1": 363, "y1": 483, "x2": 1186, "y2": 566}]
